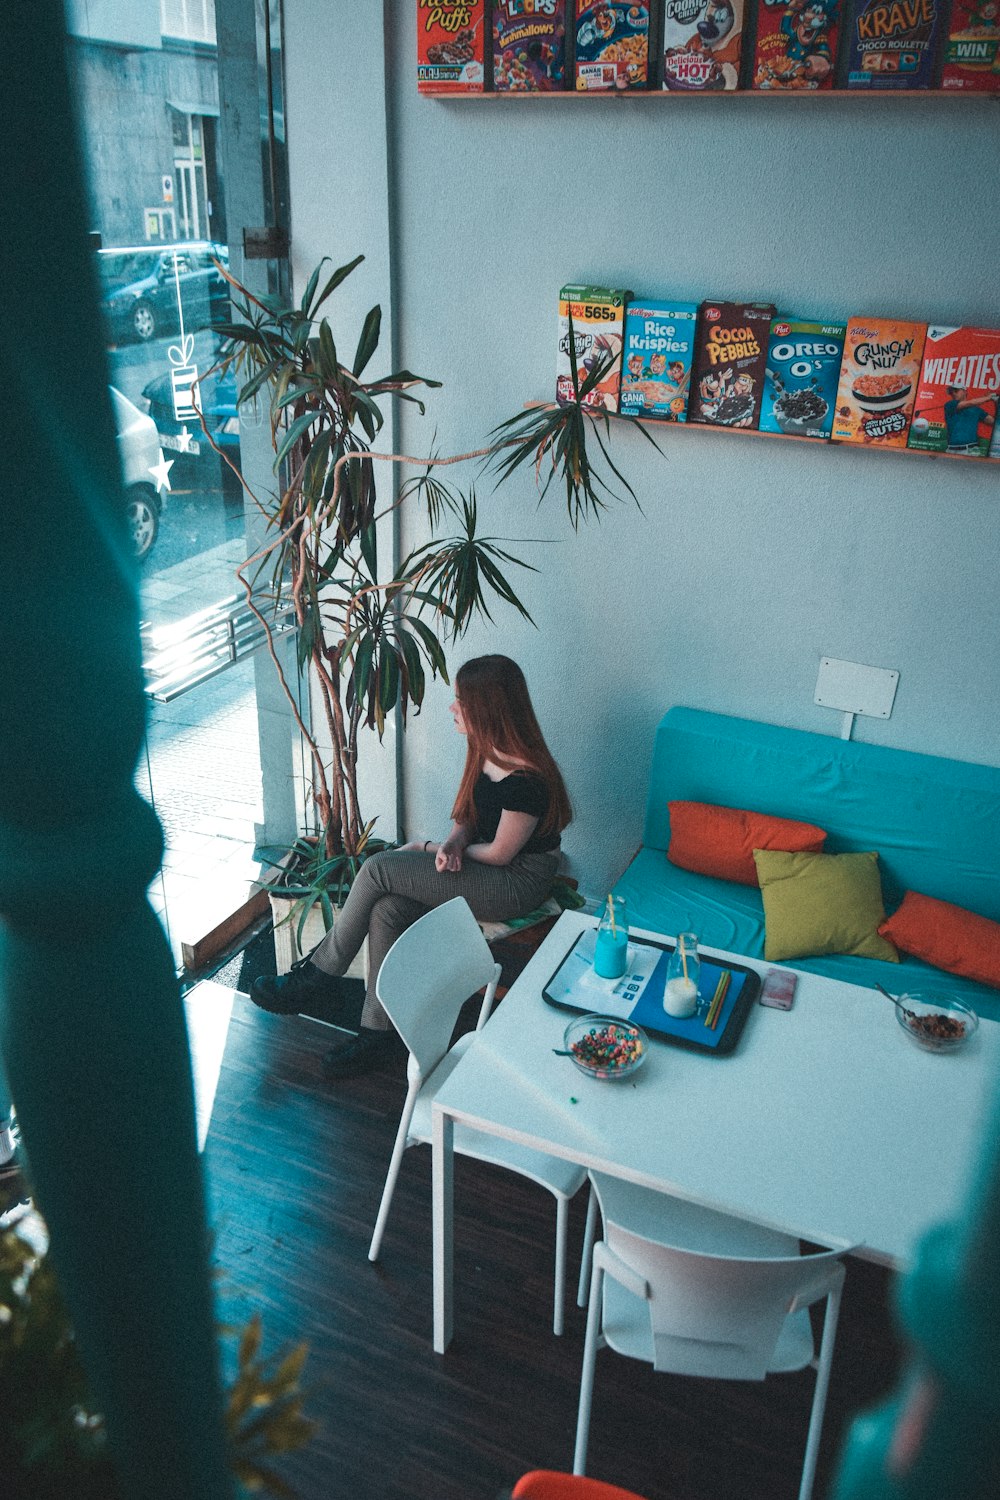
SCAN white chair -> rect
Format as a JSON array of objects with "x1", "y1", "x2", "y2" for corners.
[
  {"x1": 574, "y1": 1172, "x2": 852, "y2": 1500},
  {"x1": 368, "y1": 896, "x2": 588, "y2": 1335}
]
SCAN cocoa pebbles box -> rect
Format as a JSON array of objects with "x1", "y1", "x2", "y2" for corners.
[
  {"x1": 941, "y1": 0, "x2": 1000, "y2": 91},
  {"x1": 493, "y1": 0, "x2": 567, "y2": 90},
  {"x1": 752, "y1": 0, "x2": 841, "y2": 89},
  {"x1": 831, "y1": 317, "x2": 927, "y2": 446},
  {"x1": 620, "y1": 300, "x2": 698, "y2": 419},
  {"x1": 662, "y1": 0, "x2": 746, "y2": 91},
  {"x1": 907, "y1": 325, "x2": 1000, "y2": 456},
  {"x1": 843, "y1": 0, "x2": 946, "y2": 88},
  {"x1": 417, "y1": 1, "x2": 486, "y2": 92},
  {"x1": 574, "y1": 2, "x2": 652, "y2": 90},
  {"x1": 759, "y1": 318, "x2": 846, "y2": 438},
  {"x1": 690, "y1": 301, "x2": 775, "y2": 428},
  {"x1": 557, "y1": 284, "x2": 631, "y2": 411}
]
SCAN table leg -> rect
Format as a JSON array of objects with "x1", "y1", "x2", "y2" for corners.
[{"x1": 432, "y1": 1105, "x2": 454, "y2": 1354}]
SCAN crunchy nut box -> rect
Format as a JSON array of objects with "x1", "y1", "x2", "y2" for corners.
[{"x1": 831, "y1": 316, "x2": 927, "y2": 446}]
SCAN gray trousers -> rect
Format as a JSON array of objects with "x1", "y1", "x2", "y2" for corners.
[{"x1": 310, "y1": 846, "x2": 560, "y2": 1030}]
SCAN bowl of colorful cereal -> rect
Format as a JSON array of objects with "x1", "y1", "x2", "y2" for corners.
[
  {"x1": 563, "y1": 1014, "x2": 648, "y2": 1081},
  {"x1": 894, "y1": 992, "x2": 978, "y2": 1054}
]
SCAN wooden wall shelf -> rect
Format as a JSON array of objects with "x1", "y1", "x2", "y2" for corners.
[{"x1": 436, "y1": 89, "x2": 999, "y2": 101}]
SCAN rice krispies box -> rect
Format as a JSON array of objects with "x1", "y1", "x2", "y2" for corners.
[
  {"x1": 689, "y1": 301, "x2": 776, "y2": 428},
  {"x1": 620, "y1": 301, "x2": 698, "y2": 419},
  {"x1": 843, "y1": 0, "x2": 946, "y2": 88},
  {"x1": 557, "y1": 285, "x2": 631, "y2": 411},
  {"x1": 940, "y1": 0, "x2": 1000, "y2": 91},
  {"x1": 574, "y1": 2, "x2": 651, "y2": 89},
  {"x1": 662, "y1": 0, "x2": 746, "y2": 90},
  {"x1": 831, "y1": 317, "x2": 927, "y2": 446},
  {"x1": 759, "y1": 318, "x2": 847, "y2": 438},
  {"x1": 752, "y1": 0, "x2": 841, "y2": 89},
  {"x1": 493, "y1": 0, "x2": 567, "y2": 90},
  {"x1": 417, "y1": 1, "x2": 486, "y2": 92},
  {"x1": 907, "y1": 326, "x2": 1000, "y2": 456}
]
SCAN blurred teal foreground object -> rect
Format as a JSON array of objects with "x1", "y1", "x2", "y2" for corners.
[{"x1": 0, "y1": 3, "x2": 232, "y2": 1496}]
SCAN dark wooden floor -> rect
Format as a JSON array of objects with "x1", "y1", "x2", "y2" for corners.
[{"x1": 202, "y1": 979, "x2": 905, "y2": 1500}]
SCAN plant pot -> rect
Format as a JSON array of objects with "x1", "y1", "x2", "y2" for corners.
[{"x1": 267, "y1": 887, "x2": 369, "y2": 981}]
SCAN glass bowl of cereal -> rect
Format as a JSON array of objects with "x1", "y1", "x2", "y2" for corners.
[
  {"x1": 895, "y1": 992, "x2": 978, "y2": 1054},
  {"x1": 563, "y1": 1014, "x2": 648, "y2": 1081}
]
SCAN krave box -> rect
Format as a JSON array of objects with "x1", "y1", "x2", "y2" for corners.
[
  {"x1": 620, "y1": 300, "x2": 698, "y2": 419},
  {"x1": 843, "y1": 0, "x2": 946, "y2": 89}
]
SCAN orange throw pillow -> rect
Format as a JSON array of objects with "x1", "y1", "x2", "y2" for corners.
[
  {"x1": 879, "y1": 890, "x2": 1000, "y2": 990},
  {"x1": 667, "y1": 801, "x2": 827, "y2": 887}
]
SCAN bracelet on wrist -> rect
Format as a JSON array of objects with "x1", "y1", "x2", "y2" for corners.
[{"x1": 424, "y1": 839, "x2": 432, "y2": 852}]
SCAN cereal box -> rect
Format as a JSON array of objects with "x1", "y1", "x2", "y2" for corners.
[
  {"x1": 759, "y1": 318, "x2": 847, "y2": 438},
  {"x1": 662, "y1": 0, "x2": 746, "y2": 91},
  {"x1": 574, "y1": 2, "x2": 651, "y2": 89},
  {"x1": 620, "y1": 301, "x2": 699, "y2": 419},
  {"x1": 831, "y1": 317, "x2": 927, "y2": 445},
  {"x1": 752, "y1": 0, "x2": 841, "y2": 89},
  {"x1": 417, "y1": 1, "x2": 486, "y2": 92},
  {"x1": 940, "y1": 0, "x2": 1000, "y2": 91},
  {"x1": 843, "y1": 0, "x2": 946, "y2": 88},
  {"x1": 689, "y1": 301, "x2": 776, "y2": 428},
  {"x1": 557, "y1": 284, "x2": 631, "y2": 411},
  {"x1": 907, "y1": 326, "x2": 1000, "y2": 456},
  {"x1": 493, "y1": 0, "x2": 567, "y2": 90}
]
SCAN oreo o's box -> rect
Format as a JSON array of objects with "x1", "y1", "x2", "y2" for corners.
[
  {"x1": 574, "y1": 2, "x2": 651, "y2": 89},
  {"x1": 753, "y1": 0, "x2": 841, "y2": 89},
  {"x1": 493, "y1": 0, "x2": 567, "y2": 90},
  {"x1": 941, "y1": 0, "x2": 1000, "y2": 91},
  {"x1": 662, "y1": 0, "x2": 746, "y2": 90},
  {"x1": 690, "y1": 301, "x2": 775, "y2": 428},
  {"x1": 759, "y1": 318, "x2": 847, "y2": 438},
  {"x1": 620, "y1": 301, "x2": 698, "y2": 419},
  {"x1": 417, "y1": 1, "x2": 486, "y2": 92},
  {"x1": 843, "y1": 0, "x2": 946, "y2": 88},
  {"x1": 557, "y1": 285, "x2": 631, "y2": 411}
]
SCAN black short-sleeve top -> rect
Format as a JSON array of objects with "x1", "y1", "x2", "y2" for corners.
[{"x1": 472, "y1": 771, "x2": 560, "y2": 854}]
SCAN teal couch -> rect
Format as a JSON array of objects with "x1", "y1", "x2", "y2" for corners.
[{"x1": 612, "y1": 707, "x2": 1000, "y2": 1021}]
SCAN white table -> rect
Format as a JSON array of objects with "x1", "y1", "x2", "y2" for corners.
[{"x1": 431, "y1": 910, "x2": 1000, "y2": 1353}]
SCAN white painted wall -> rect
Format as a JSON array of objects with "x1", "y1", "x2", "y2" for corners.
[{"x1": 285, "y1": 1, "x2": 1000, "y2": 899}]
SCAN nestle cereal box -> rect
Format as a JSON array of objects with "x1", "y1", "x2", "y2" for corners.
[
  {"x1": 752, "y1": 0, "x2": 841, "y2": 88},
  {"x1": 493, "y1": 0, "x2": 567, "y2": 90},
  {"x1": 759, "y1": 318, "x2": 847, "y2": 438},
  {"x1": 662, "y1": 0, "x2": 746, "y2": 90},
  {"x1": 831, "y1": 317, "x2": 927, "y2": 445},
  {"x1": 906, "y1": 326, "x2": 1000, "y2": 456},
  {"x1": 557, "y1": 284, "x2": 631, "y2": 411},
  {"x1": 941, "y1": 0, "x2": 1000, "y2": 91},
  {"x1": 843, "y1": 0, "x2": 946, "y2": 88},
  {"x1": 574, "y1": 2, "x2": 651, "y2": 89},
  {"x1": 620, "y1": 301, "x2": 698, "y2": 419},
  {"x1": 690, "y1": 301, "x2": 776, "y2": 427},
  {"x1": 417, "y1": 1, "x2": 486, "y2": 92}
]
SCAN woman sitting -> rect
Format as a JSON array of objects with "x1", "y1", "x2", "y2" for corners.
[{"x1": 251, "y1": 655, "x2": 572, "y2": 1076}]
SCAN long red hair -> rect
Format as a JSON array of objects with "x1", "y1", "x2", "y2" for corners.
[{"x1": 450, "y1": 656, "x2": 572, "y2": 838}]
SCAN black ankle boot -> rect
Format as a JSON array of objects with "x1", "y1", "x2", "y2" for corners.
[
  {"x1": 250, "y1": 956, "x2": 344, "y2": 1015},
  {"x1": 323, "y1": 1027, "x2": 396, "y2": 1078}
]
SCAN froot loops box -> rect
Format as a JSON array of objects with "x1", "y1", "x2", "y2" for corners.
[
  {"x1": 752, "y1": 0, "x2": 841, "y2": 89},
  {"x1": 574, "y1": 2, "x2": 651, "y2": 89},
  {"x1": 493, "y1": 0, "x2": 567, "y2": 90},
  {"x1": 831, "y1": 316, "x2": 927, "y2": 446},
  {"x1": 843, "y1": 0, "x2": 946, "y2": 88},
  {"x1": 417, "y1": 1, "x2": 486, "y2": 92},
  {"x1": 620, "y1": 300, "x2": 698, "y2": 419},
  {"x1": 662, "y1": 0, "x2": 746, "y2": 91},
  {"x1": 907, "y1": 325, "x2": 1000, "y2": 456},
  {"x1": 940, "y1": 0, "x2": 1000, "y2": 91},
  {"x1": 557, "y1": 284, "x2": 631, "y2": 412},
  {"x1": 759, "y1": 318, "x2": 847, "y2": 438}
]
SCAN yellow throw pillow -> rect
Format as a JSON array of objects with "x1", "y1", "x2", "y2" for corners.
[{"x1": 753, "y1": 849, "x2": 899, "y2": 964}]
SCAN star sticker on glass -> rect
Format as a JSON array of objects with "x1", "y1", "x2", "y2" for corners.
[{"x1": 149, "y1": 454, "x2": 174, "y2": 493}]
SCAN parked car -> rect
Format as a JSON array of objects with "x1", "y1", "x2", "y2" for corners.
[
  {"x1": 141, "y1": 364, "x2": 241, "y2": 496},
  {"x1": 111, "y1": 385, "x2": 166, "y2": 561},
  {"x1": 100, "y1": 241, "x2": 230, "y2": 344}
]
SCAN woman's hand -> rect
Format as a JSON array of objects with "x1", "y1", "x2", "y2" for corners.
[{"x1": 436, "y1": 837, "x2": 464, "y2": 874}]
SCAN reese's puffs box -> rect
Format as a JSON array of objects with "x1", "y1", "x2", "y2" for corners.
[
  {"x1": 907, "y1": 326, "x2": 1000, "y2": 456},
  {"x1": 752, "y1": 0, "x2": 842, "y2": 90},
  {"x1": 689, "y1": 301, "x2": 775, "y2": 428},
  {"x1": 662, "y1": 0, "x2": 746, "y2": 90},
  {"x1": 843, "y1": 0, "x2": 946, "y2": 88},
  {"x1": 417, "y1": 1, "x2": 486, "y2": 93},
  {"x1": 493, "y1": 0, "x2": 567, "y2": 90},
  {"x1": 831, "y1": 317, "x2": 927, "y2": 446},
  {"x1": 557, "y1": 285, "x2": 631, "y2": 412},
  {"x1": 940, "y1": 0, "x2": 1000, "y2": 91}
]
